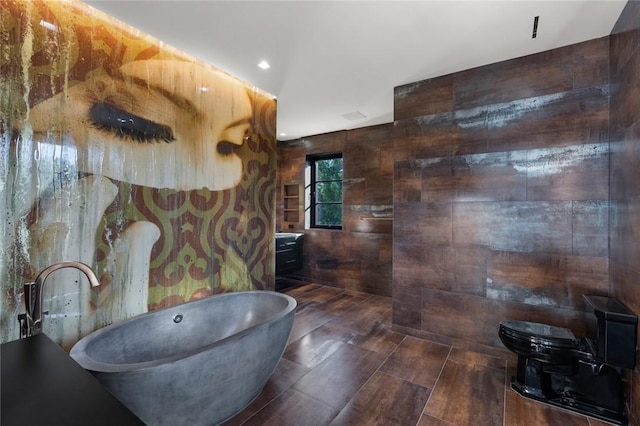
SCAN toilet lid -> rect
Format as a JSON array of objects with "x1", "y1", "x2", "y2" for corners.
[{"x1": 500, "y1": 320, "x2": 577, "y2": 348}]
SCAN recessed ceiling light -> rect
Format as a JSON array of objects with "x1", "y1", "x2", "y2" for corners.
[
  {"x1": 279, "y1": 133, "x2": 287, "y2": 137},
  {"x1": 341, "y1": 111, "x2": 366, "y2": 121},
  {"x1": 258, "y1": 60, "x2": 270, "y2": 70}
]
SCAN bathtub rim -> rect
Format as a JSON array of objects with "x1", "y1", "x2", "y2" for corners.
[{"x1": 70, "y1": 290, "x2": 296, "y2": 373}]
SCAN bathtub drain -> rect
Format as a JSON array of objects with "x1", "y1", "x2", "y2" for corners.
[{"x1": 173, "y1": 314, "x2": 183, "y2": 323}]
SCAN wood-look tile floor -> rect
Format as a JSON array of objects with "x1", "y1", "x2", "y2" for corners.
[{"x1": 222, "y1": 283, "x2": 615, "y2": 426}]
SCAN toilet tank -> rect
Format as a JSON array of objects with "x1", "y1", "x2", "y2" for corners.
[{"x1": 583, "y1": 295, "x2": 638, "y2": 369}]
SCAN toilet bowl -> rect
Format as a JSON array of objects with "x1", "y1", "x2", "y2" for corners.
[
  {"x1": 499, "y1": 321, "x2": 587, "y2": 363},
  {"x1": 498, "y1": 295, "x2": 637, "y2": 425}
]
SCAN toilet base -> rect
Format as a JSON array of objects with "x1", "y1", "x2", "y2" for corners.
[{"x1": 512, "y1": 357, "x2": 627, "y2": 425}]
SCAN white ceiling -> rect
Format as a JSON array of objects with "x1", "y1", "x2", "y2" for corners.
[{"x1": 85, "y1": 1, "x2": 626, "y2": 141}]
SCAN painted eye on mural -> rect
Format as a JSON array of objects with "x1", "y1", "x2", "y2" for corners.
[{"x1": 89, "y1": 102, "x2": 175, "y2": 143}]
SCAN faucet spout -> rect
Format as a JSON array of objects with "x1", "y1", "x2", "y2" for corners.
[{"x1": 19, "y1": 261, "x2": 100, "y2": 338}]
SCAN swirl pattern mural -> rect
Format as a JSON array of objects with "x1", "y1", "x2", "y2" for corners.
[{"x1": 0, "y1": 0, "x2": 276, "y2": 347}]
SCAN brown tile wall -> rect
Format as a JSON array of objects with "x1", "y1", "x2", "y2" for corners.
[
  {"x1": 392, "y1": 37, "x2": 611, "y2": 348},
  {"x1": 609, "y1": 1, "x2": 640, "y2": 422},
  {"x1": 277, "y1": 124, "x2": 394, "y2": 296},
  {"x1": 277, "y1": 4, "x2": 640, "y2": 417}
]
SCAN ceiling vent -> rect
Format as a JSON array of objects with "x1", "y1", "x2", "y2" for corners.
[
  {"x1": 341, "y1": 111, "x2": 366, "y2": 121},
  {"x1": 532, "y1": 16, "x2": 539, "y2": 38}
]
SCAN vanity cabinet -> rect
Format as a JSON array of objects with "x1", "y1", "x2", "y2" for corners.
[
  {"x1": 1, "y1": 334, "x2": 144, "y2": 426},
  {"x1": 275, "y1": 233, "x2": 303, "y2": 276}
]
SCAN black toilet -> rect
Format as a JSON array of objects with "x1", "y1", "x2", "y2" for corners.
[{"x1": 499, "y1": 295, "x2": 637, "y2": 425}]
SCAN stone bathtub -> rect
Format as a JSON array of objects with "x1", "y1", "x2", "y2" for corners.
[{"x1": 70, "y1": 291, "x2": 297, "y2": 426}]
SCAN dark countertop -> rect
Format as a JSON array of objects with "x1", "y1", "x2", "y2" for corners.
[{"x1": 1, "y1": 333, "x2": 144, "y2": 426}]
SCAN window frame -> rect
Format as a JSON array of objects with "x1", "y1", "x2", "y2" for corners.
[{"x1": 307, "y1": 153, "x2": 343, "y2": 230}]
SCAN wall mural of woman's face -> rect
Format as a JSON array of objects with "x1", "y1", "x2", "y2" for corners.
[
  {"x1": 29, "y1": 59, "x2": 253, "y2": 191},
  {"x1": 1, "y1": 0, "x2": 276, "y2": 348}
]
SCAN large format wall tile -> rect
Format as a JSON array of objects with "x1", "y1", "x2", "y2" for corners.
[
  {"x1": 278, "y1": 124, "x2": 394, "y2": 296},
  {"x1": 392, "y1": 35, "x2": 611, "y2": 362},
  {"x1": 609, "y1": 1, "x2": 640, "y2": 423},
  {"x1": 452, "y1": 201, "x2": 574, "y2": 253},
  {"x1": 395, "y1": 38, "x2": 608, "y2": 120}
]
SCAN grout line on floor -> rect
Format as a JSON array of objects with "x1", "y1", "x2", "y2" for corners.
[
  {"x1": 236, "y1": 322, "x2": 326, "y2": 424},
  {"x1": 503, "y1": 359, "x2": 508, "y2": 426},
  {"x1": 317, "y1": 313, "x2": 407, "y2": 423},
  {"x1": 420, "y1": 345, "x2": 454, "y2": 423}
]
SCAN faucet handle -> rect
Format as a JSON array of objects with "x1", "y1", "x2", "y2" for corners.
[
  {"x1": 24, "y1": 282, "x2": 39, "y2": 318},
  {"x1": 19, "y1": 282, "x2": 42, "y2": 338},
  {"x1": 17, "y1": 312, "x2": 41, "y2": 338},
  {"x1": 18, "y1": 313, "x2": 28, "y2": 339},
  {"x1": 18, "y1": 310, "x2": 48, "y2": 339}
]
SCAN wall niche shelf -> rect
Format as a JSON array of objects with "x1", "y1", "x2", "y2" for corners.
[{"x1": 283, "y1": 184, "x2": 301, "y2": 224}]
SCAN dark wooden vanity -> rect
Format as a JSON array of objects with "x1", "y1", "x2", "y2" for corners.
[
  {"x1": 275, "y1": 233, "x2": 303, "y2": 276},
  {"x1": 1, "y1": 334, "x2": 144, "y2": 426},
  {"x1": 275, "y1": 233, "x2": 303, "y2": 291}
]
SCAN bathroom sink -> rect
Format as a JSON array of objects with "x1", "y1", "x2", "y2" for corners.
[{"x1": 275, "y1": 232, "x2": 303, "y2": 238}]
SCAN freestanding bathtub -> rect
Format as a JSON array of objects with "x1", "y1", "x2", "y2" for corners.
[{"x1": 70, "y1": 291, "x2": 297, "y2": 426}]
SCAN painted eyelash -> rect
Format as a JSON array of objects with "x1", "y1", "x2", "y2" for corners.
[
  {"x1": 217, "y1": 141, "x2": 236, "y2": 156},
  {"x1": 89, "y1": 102, "x2": 175, "y2": 143}
]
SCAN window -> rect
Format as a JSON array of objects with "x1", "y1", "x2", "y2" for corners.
[{"x1": 307, "y1": 154, "x2": 343, "y2": 229}]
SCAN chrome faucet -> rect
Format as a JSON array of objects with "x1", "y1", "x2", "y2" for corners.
[{"x1": 18, "y1": 261, "x2": 100, "y2": 339}]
